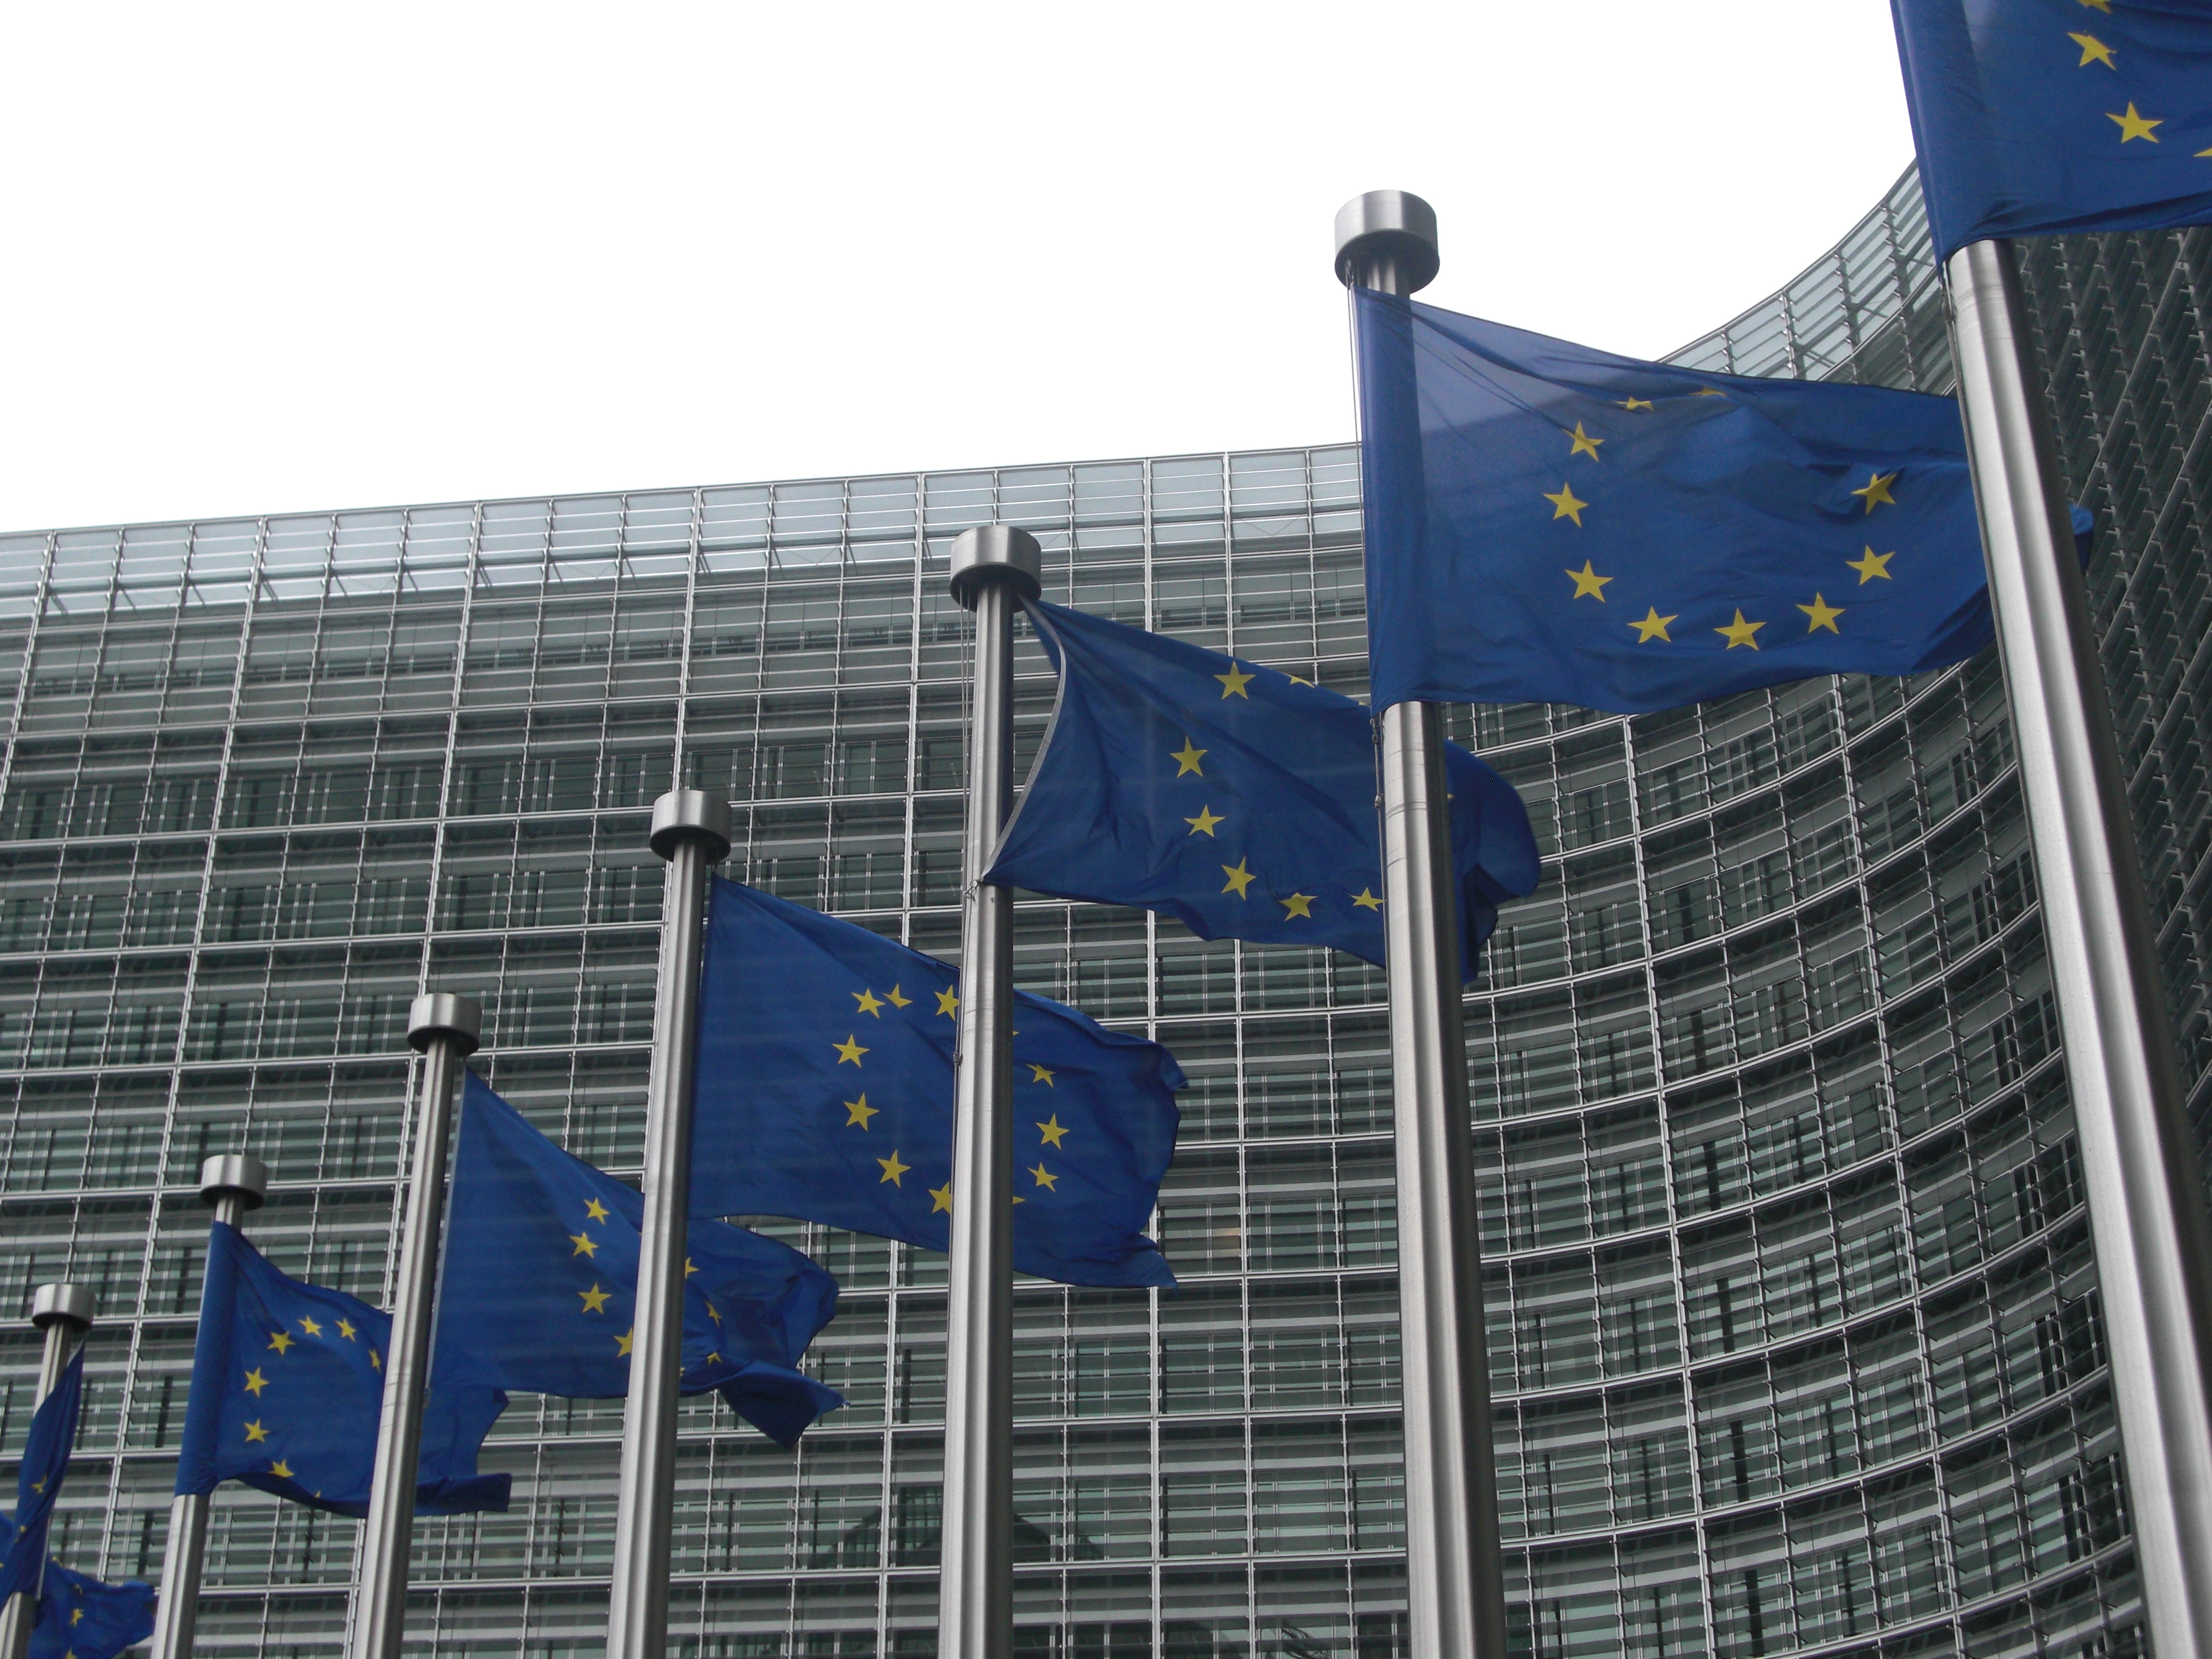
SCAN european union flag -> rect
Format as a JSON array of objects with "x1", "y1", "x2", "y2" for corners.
[
  {"x1": 30, "y1": 1565, "x2": 153, "y2": 1659},
  {"x1": 1894, "y1": 0, "x2": 2212, "y2": 260},
  {"x1": 1355, "y1": 291, "x2": 1988, "y2": 716},
  {"x1": 691, "y1": 880, "x2": 1184, "y2": 1288},
  {"x1": 434, "y1": 1073, "x2": 843, "y2": 1449},
  {"x1": 984, "y1": 601, "x2": 1540, "y2": 974},
  {"x1": 173, "y1": 1224, "x2": 509, "y2": 1518},
  {"x1": 0, "y1": 1351, "x2": 83, "y2": 1604}
]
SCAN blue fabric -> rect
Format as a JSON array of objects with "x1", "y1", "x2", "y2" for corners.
[
  {"x1": 984, "y1": 601, "x2": 1540, "y2": 977},
  {"x1": 1893, "y1": 0, "x2": 2212, "y2": 260},
  {"x1": 173, "y1": 1224, "x2": 509, "y2": 1518},
  {"x1": 691, "y1": 880, "x2": 1184, "y2": 1288},
  {"x1": 0, "y1": 1352, "x2": 83, "y2": 1603},
  {"x1": 434, "y1": 1073, "x2": 843, "y2": 1449},
  {"x1": 31, "y1": 1564, "x2": 154, "y2": 1659},
  {"x1": 1354, "y1": 290, "x2": 1989, "y2": 716}
]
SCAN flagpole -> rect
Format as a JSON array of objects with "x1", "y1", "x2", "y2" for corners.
[
  {"x1": 1946, "y1": 238, "x2": 2212, "y2": 1658},
  {"x1": 939, "y1": 525, "x2": 1041, "y2": 1659},
  {"x1": 350, "y1": 993, "x2": 480, "y2": 1659},
  {"x1": 1334, "y1": 191, "x2": 1509, "y2": 1659},
  {"x1": 0, "y1": 1284, "x2": 93, "y2": 1659},
  {"x1": 606, "y1": 789, "x2": 732, "y2": 1659},
  {"x1": 149, "y1": 1156, "x2": 269, "y2": 1659}
]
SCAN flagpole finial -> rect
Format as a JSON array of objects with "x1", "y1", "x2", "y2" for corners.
[
  {"x1": 198, "y1": 1154, "x2": 269, "y2": 1213},
  {"x1": 1333, "y1": 190, "x2": 1439, "y2": 294},
  {"x1": 29, "y1": 1284, "x2": 93, "y2": 1333},
  {"x1": 948, "y1": 525, "x2": 1043, "y2": 611},
  {"x1": 407, "y1": 992, "x2": 483, "y2": 1057},
  {"x1": 649, "y1": 789, "x2": 735, "y2": 863}
]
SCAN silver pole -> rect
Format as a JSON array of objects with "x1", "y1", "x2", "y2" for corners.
[
  {"x1": 938, "y1": 525, "x2": 1041, "y2": 1659},
  {"x1": 0, "y1": 1284, "x2": 95, "y2": 1659},
  {"x1": 349, "y1": 994, "x2": 480, "y2": 1659},
  {"x1": 149, "y1": 1156, "x2": 270, "y2": 1659},
  {"x1": 1334, "y1": 190, "x2": 1509, "y2": 1659},
  {"x1": 605, "y1": 790, "x2": 732, "y2": 1659},
  {"x1": 1946, "y1": 238, "x2": 2212, "y2": 1659}
]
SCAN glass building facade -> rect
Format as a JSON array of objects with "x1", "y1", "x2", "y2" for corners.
[{"x1": 0, "y1": 166, "x2": 2205, "y2": 1659}]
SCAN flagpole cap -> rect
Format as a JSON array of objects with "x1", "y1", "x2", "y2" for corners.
[
  {"x1": 1333, "y1": 190, "x2": 1440, "y2": 293},
  {"x1": 30, "y1": 1284, "x2": 93, "y2": 1332},
  {"x1": 649, "y1": 789, "x2": 735, "y2": 862},
  {"x1": 407, "y1": 992, "x2": 483, "y2": 1056},
  {"x1": 948, "y1": 525, "x2": 1044, "y2": 611},
  {"x1": 199, "y1": 1153, "x2": 269, "y2": 1212}
]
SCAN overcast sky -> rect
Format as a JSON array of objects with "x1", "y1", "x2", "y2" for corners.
[{"x1": 0, "y1": 3, "x2": 1917, "y2": 534}]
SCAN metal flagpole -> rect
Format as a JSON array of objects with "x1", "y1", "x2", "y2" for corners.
[
  {"x1": 1946, "y1": 238, "x2": 2212, "y2": 1659},
  {"x1": 1333, "y1": 191, "x2": 1509, "y2": 1659},
  {"x1": 606, "y1": 789, "x2": 732, "y2": 1659},
  {"x1": 350, "y1": 993, "x2": 480, "y2": 1659},
  {"x1": 0, "y1": 1284, "x2": 94, "y2": 1659},
  {"x1": 149, "y1": 1155, "x2": 270, "y2": 1659},
  {"x1": 939, "y1": 525, "x2": 1041, "y2": 1659}
]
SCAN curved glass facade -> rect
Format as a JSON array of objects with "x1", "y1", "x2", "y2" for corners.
[{"x1": 0, "y1": 167, "x2": 2202, "y2": 1659}]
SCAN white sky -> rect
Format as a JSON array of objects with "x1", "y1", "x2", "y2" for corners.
[{"x1": 0, "y1": 2, "x2": 1917, "y2": 535}]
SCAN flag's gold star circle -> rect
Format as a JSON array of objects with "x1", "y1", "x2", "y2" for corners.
[
  {"x1": 854, "y1": 988, "x2": 885, "y2": 1017},
  {"x1": 1221, "y1": 859, "x2": 1255, "y2": 899},
  {"x1": 243, "y1": 1367, "x2": 268, "y2": 1396},
  {"x1": 1566, "y1": 421, "x2": 1604, "y2": 460},
  {"x1": 1543, "y1": 483, "x2": 1589, "y2": 525},
  {"x1": 1619, "y1": 396, "x2": 1654, "y2": 411},
  {"x1": 1029, "y1": 1064, "x2": 1056, "y2": 1086},
  {"x1": 579, "y1": 1282, "x2": 611, "y2": 1314},
  {"x1": 1848, "y1": 546, "x2": 1894, "y2": 583},
  {"x1": 2070, "y1": 31, "x2": 2115, "y2": 67},
  {"x1": 930, "y1": 1183, "x2": 954, "y2": 1215},
  {"x1": 936, "y1": 987, "x2": 959, "y2": 1017},
  {"x1": 297, "y1": 1316, "x2": 322, "y2": 1338},
  {"x1": 1352, "y1": 888, "x2": 1383, "y2": 910},
  {"x1": 879, "y1": 1149, "x2": 911, "y2": 1187},
  {"x1": 1215, "y1": 663, "x2": 1254, "y2": 699},
  {"x1": 1171, "y1": 737, "x2": 1207, "y2": 777},
  {"x1": 885, "y1": 984, "x2": 911, "y2": 1008},
  {"x1": 244, "y1": 1419, "x2": 268, "y2": 1443},
  {"x1": 616, "y1": 1328, "x2": 634, "y2": 1357},
  {"x1": 270, "y1": 1460, "x2": 294, "y2": 1480},
  {"x1": 834, "y1": 1034, "x2": 868, "y2": 1065},
  {"x1": 1716, "y1": 610, "x2": 1765, "y2": 650},
  {"x1": 1630, "y1": 608, "x2": 1677, "y2": 643},
  {"x1": 583, "y1": 1198, "x2": 611, "y2": 1224},
  {"x1": 1185, "y1": 805, "x2": 1225, "y2": 837},
  {"x1": 336, "y1": 1318, "x2": 358, "y2": 1341},
  {"x1": 267, "y1": 1331, "x2": 293, "y2": 1354},
  {"x1": 1280, "y1": 892, "x2": 1315, "y2": 919},
  {"x1": 1798, "y1": 594, "x2": 1845, "y2": 634},
  {"x1": 1851, "y1": 471, "x2": 1899, "y2": 512},
  {"x1": 1029, "y1": 1162, "x2": 1059, "y2": 1191},
  {"x1": 845, "y1": 1093, "x2": 879, "y2": 1129},
  {"x1": 1565, "y1": 560, "x2": 1612, "y2": 601},
  {"x1": 1036, "y1": 1114, "x2": 1068, "y2": 1148},
  {"x1": 2110, "y1": 102, "x2": 2162, "y2": 142},
  {"x1": 569, "y1": 1230, "x2": 600, "y2": 1258}
]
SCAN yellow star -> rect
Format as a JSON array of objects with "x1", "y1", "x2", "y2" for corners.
[
  {"x1": 1280, "y1": 892, "x2": 1315, "y2": 919},
  {"x1": 1715, "y1": 610, "x2": 1765, "y2": 650},
  {"x1": 2199, "y1": 144, "x2": 2212, "y2": 157},
  {"x1": 2110, "y1": 102, "x2": 2162, "y2": 142},
  {"x1": 703, "y1": 1352, "x2": 721, "y2": 1366},
  {"x1": 936, "y1": 987, "x2": 959, "y2": 1017},
  {"x1": 1798, "y1": 594, "x2": 1845, "y2": 634},
  {"x1": 370, "y1": 1350, "x2": 381, "y2": 1370},
  {"x1": 845, "y1": 1093, "x2": 879, "y2": 1129},
  {"x1": 2070, "y1": 32, "x2": 2115, "y2": 68},
  {"x1": 70, "y1": 1611, "x2": 81, "y2": 1627},
  {"x1": 1288, "y1": 674, "x2": 1314, "y2": 686},
  {"x1": 1037, "y1": 1114, "x2": 1068, "y2": 1148},
  {"x1": 1630, "y1": 607, "x2": 1677, "y2": 643},
  {"x1": 579, "y1": 1283, "x2": 611, "y2": 1314},
  {"x1": 336, "y1": 1318, "x2": 358, "y2": 1341},
  {"x1": 244, "y1": 1420, "x2": 268, "y2": 1443},
  {"x1": 879, "y1": 1150, "x2": 910, "y2": 1187},
  {"x1": 684, "y1": 1257, "x2": 699, "y2": 1276},
  {"x1": 2077, "y1": 0, "x2": 2110, "y2": 10},
  {"x1": 1692, "y1": 387, "x2": 1728, "y2": 398},
  {"x1": 267, "y1": 1331, "x2": 293, "y2": 1355},
  {"x1": 243, "y1": 1367, "x2": 267, "y2": 1396},
  {"x1": 28, "y1": 1480, "x2": 43, "y2": 1493},
  {"x1": 885, "y1": 984, "x2": 911, "y2": 1008},
  {"x1": 569, "y1": 1231, "x2": 599, "y2": 1258},
  {"x1": 1221, "y1": 859, "x2": 1255, "y2": 899},
  {"x1": 270, "y1": 1460, "x2": 294, "y2": 1480},
  {"x1": 1215, "y1": 663, "x2": 1253, "y2": 699},
  {"x1": 1848, "y1": 546, "x2": 1894, "y2": 583},
  {"x1": 1029, "y1": 1064, "x2": 1056, "y2": 1086},
  {"x1": 1352, "y1": 888, "x2": 1383, "y2": 910},
  {"x1": 583, "y1": 1198, "x2": 610, "y2": 1224},
  {"x1": 1185, "y1": 805, "x2": 1225, "y2": 837},
  {"x1": 1566, "y1": 421, "x2": 1604, "y2": 460},
  {"x1": 1851, "y1": 471, "x2": 1898, "y2": 512},
  {"x1": 706, "y1": 1302, "x2": 722, "y2": 1324},
  {"x1": 1030, "y1": 1163, "x2": 1059, "y2": 1191},
  {"x1": 617, "y1": 1328, "x2": 634, "y2": 1357},
  {"x1": 297, "y1": 1316, "x2": 321, "y2": 1338},
  {"x1": 1565, "y1": 560, "x2": 1611, "y2": 601},
  {"x1": 1171, "y1": 737, "x2": 1207, "y2": 777},
  {"x1": 853, "y1": 988, "x2": 885, "y2": 1017},
  {"x1": 931, "y1": 1183, "x2": 954, "y2": 1215},
  {"x1": 1619, "y1": 396, "x2": 1654, "y2": 411},
  {"x1": 1543, "y1": 483, "x2": 1588, "y2": 525},
  {"x1": 834, "y1": 1034, "x2": 868, "y2": 1065}
]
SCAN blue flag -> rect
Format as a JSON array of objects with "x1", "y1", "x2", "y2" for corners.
[
  {"x1": 0, "y1": 1351, "x2": 83, "y2": 1605},
  {"x1": 1354, "y1": 290, "x2": 1989, "y2": 716},
  {"x1": 692, "y1": 880, "x2": 1184, "y2": 1288},
  {"x1": 1893, "y1": 0, "x2": 2212, "y2": 261},
  {"x1": 434, "y1": 1073, "x2": 843, "y2": 1449},
  {"x1": 31, "y1": 1565, "x2": 153, "y2": 1659},
  {"x1": 173, "y1": 1224, "x2": 508, "y2": 1518},
  {"x1": 984, "y1": 601, "x2": 1540, "y2": 974}
]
